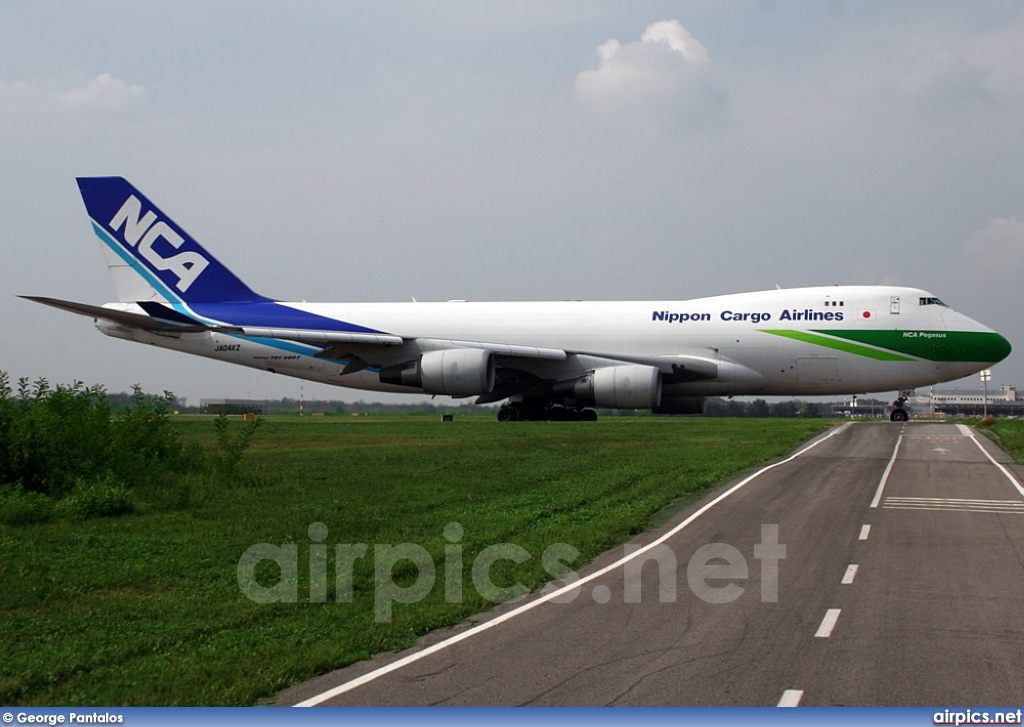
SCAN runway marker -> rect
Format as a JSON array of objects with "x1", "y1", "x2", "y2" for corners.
[
  {"x1": 870, "y1": 434, "x2": 903, "y2": 508},
  {"x1": 883, "y1": 497, "x2": 1024, "y2": 514},
  {"x1": 858, "y1": 524, "x2": 870, "y2": 540},
  {"x1": 778, "y1": 689, "x2": 804, "y2": 707},
  {"x1": 815, "y1": 608, "x2": 842, "y2": 638},
  {"x1": 294, "y1": 423, "x2": 854, "y2": 706},
  {"x1": 841, "y1": 564, "x2": 858, "y2": 585}
]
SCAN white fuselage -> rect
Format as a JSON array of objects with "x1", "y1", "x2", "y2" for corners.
[{"x1": 101, "y1": 285, "x2": 1005, "y2": 399}]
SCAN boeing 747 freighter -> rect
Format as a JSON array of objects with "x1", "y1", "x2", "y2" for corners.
[{"x1": 24, "y1": 177, "x2": 1012, "y2": 421}]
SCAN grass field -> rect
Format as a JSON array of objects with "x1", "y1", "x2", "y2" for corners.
[
  {"x1": 0, "y1": 415, "x2": 834, "y2": 706},
  {"x1": 986, "y1": 418, "x2": 1024, "y2": 461}
]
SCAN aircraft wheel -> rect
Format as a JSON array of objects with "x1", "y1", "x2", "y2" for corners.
[
  {"x1": 890, "y1": 408, "x2": 908, "y2": 422},
  {"x1": 581, "y1": 409, "x2": 598, "y2": 422},
  {"x1": 497, "y1": 407, "x2": 516, "y2": 422}
]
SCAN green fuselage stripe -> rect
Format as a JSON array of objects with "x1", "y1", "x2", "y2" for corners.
[
  {"x1": 760, "y1": 330, "x2": 915, "y2": 361},
  {"x1": 761, "y1": 329, "x2": 1010, "y2": 363}
]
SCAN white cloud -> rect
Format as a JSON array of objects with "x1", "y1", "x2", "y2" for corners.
[
  {"x1": 966, "y1": 217, "x2": 1024, "y2": 278},
  {"x1": 0, "y1": 73, "x2": 145, "y2": 115},
  {"x1": 575, "y1": 19, "x2": 723, "y2": 118},
  {"x1": 0, "y1": 72, "x2": 161, "y2": 148},
  {"x1": 639, "y1": 19, "x2": 710, "y2": 67},
  {"x1": 60, "y1": 73, "x2": 145, "y2": 110}
]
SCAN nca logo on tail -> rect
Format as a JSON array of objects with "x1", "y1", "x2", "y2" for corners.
[{"x1": 109, "y1": 195, "x2": 209, "y2": 292}]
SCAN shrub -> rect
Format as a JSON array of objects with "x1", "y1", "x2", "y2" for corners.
[
  {"x1": 108, "y1": 385, "x2": 194, "y2": 487},
  {"x1": 210, "y1": 414, "x2": 261, "y2": 483},
  {"x1": 0, "y1": 372, "x2": 263, "y2": 520},
  {"x1": 55, "y1": 474, "x2": 133, "y2": 520},
  {"x1": 0, "y1": 486, "x2": 55, "y2": 526},
  {"x1": 0, "y1": 375, "x2": 112, "y2": 497}
]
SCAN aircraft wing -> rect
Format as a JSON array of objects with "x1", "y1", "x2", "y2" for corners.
[
  {"x1": 303, "y1": 331, "x2": 717, "y2": 380},
  {"x1": 210, "y1": 320, "x2": 721, "y2": 385}
]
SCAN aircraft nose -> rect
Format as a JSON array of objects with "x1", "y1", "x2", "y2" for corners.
[{"x1": 989, "y1": 332, "x2": 1012, "y2": 364}]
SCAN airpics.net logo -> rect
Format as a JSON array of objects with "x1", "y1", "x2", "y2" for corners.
[{"x1": 237, "y1": 522, "x2": 787, "y2": 622}]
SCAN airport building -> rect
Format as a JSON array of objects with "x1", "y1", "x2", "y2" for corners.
[
  {"x1": 200, "y1": 398, "x2": 265, "y2": 415},
  {"x1": 829, "y1": 384, "x2": 1022, "y2": 417},
  {"x1": 910, "y1": 384, "x2": 1023, "y2": 417}
]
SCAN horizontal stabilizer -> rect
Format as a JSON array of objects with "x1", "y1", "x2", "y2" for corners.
[
  {"x1": 19, "y1": 295, "x2": 201, "y2": 331},
  {"x1": 22, "y1": 296, "x2": 407, "y2": 345}
]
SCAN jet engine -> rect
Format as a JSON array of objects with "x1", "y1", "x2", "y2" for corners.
[
  {"x1": 572, "y1": 364, "x2": 662, "y2": 410},
  {"x1": 379, "y1": 348, "x2": 495, "y2": 396}
]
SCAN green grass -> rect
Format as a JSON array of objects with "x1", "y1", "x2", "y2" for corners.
[
  {"x1": 986, "y1": 419, "x2": 1024, "y2": 462},
  {"x1": 0, "y1": 415, "x2": 833, "y2": 706}
]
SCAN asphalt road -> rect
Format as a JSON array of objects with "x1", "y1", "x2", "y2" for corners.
[{"x1": 280, "y1": 422, "x2": 1024, "y2": 707}]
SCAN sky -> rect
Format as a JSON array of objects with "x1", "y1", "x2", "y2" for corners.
[{"x1": 2, "y1": 1, "x2": 1022, "y2": 405}]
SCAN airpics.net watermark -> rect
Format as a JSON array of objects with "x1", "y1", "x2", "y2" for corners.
[{"x1": 237, "y1": 522, "x2": 787, "y2": 622}]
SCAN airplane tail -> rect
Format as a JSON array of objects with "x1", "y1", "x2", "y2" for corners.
[{"x1": 77, "y1": 177, "x2": 268, "y2": 305}]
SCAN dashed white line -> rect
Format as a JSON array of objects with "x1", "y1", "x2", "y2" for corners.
[
  {"x1": 778, "y1": 689, "x2": 804, "y2": 707},
  {"x1": 858, "y1": 524, "x2": 871, "y2": 541},
  {"x1": 842, "y1": 564, "x2": 859, "y2": 585},
  {"x1": 815, "y1": 608, "x2": 842, "y2": 638}
]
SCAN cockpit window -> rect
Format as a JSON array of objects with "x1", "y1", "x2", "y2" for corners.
[{"x1": 919, "y1": 297, "x2": 947, "y2": 307}]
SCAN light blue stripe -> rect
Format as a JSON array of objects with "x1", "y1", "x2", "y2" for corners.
[
  {"x1": 228, "y1": 333, "x2": 323, "y2": 357},
  {"x1": 91, "y1": 220, "x2": 332, "y2": 362},
  {"x1": 91, "y1": 220, "x2": 182, "y2": 304}
]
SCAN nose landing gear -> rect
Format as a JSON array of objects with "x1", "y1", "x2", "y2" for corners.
[{"x1": 889, "y1": 391, "x2": 912, "y2": 422}]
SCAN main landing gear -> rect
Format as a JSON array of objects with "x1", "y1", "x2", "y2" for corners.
[{"x1": 497, "y1": 403, "x2": 598, "y2": 422}]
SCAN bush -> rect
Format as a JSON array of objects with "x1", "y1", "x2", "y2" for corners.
[
  {"x1": 108, "y1": 385, "x2": 195, "y2": 487},
  {"x1": 0, "y1": 375, "x2": 112, "y2": 497},
  {"x1": 210, "y1": 414, "x2": 261, "y2": 482},
  {"x1": 55, "y1": 474, "x2": 133, "y2": 520},
  {"x1": 0, "y1": 371, "x2": 263, "y2": 521},
  {"x1": 0, "y1": 486, "x2": 55, "y2": 526}
]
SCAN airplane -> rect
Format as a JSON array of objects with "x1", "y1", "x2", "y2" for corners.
[{"x1": 23, "y1": 177, "x2": 1012, "y2": 422}]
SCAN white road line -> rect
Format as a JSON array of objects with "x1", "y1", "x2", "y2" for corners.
[
  {"x1": 815, "y1": 608, "x2": 842, "y2": 638},
  {"x1": 882, "y1": 497, "x2": 1024, "y2": 514},
  {"x1": 842, "y1": 564, "x2": 858, "y2": 585},
  {"x1": 883, "y1": 504, "x2": 1024, "y2": 514},
  {"x1": 887, "y1": 497, "x2": 1024, "y2": 504},
  {"x1": 294, "y1": 423, "x2": 854, "y2": 706},
  {"x1": 778, "y1": 689, "x2": 804, "y2": 707},
  {"x1": 858, "y1": 524, "x2": 871, "y2": 540},
  {"x1": 958, "y1": 424, "x2": 1024, "y2": 498},
  {"x1": 870, "y1": 433, "x2": 903, "y2": 508}
]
